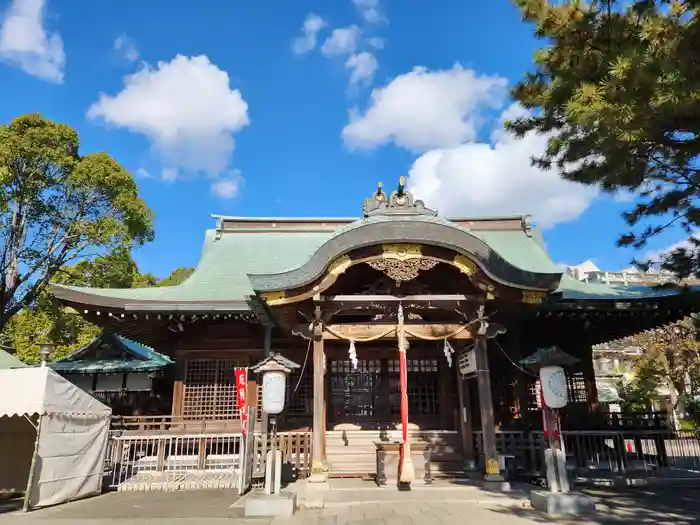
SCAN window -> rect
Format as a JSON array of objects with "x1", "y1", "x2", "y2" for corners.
[
  {"x1": 388, "y1": 359, "x2": 440, "y2": 416},
  {"x1": 284, "y1": 371, "x2": 312, "y2": 417}
]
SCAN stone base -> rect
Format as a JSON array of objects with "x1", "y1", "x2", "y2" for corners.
[
  {"x1": 305, "y1": 477, "x2": 330, "y2": 491},
  {"x1": 378, "y1": 450, "x2": 430, "y2": 487},
  {"x1": 308, "y1": 472, "x2": 329, "y2": 484},
  {"x1": 244, "y1": 492, "x2": 297, "y2": 518},
  {"x1": 530, "y1": 491, "x2": 596, "y2": 515},
  {"x1": 481, "y1": 479, "x2": 511, "y2": 492}
]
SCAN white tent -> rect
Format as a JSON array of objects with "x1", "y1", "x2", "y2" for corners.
[{"x1": 0, "y1": 366, "x2": 112, "y2": 510}]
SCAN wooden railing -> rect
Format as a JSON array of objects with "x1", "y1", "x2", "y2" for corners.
[
  {"x1": 104, "y1": 429, "x2": 312, "y2": 492},
  {"x1": 249, "y1": 431, "x2": 313, "y2": 480},
  {"x1": 473, "y1": 428, "x2": 700, "y2": 483},
  {"x1": 111, "y1": 415, "x2": 253, "y2": 434}
]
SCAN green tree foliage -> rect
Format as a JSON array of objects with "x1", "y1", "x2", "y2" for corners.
[
  {"x1": 0, "y1": 114, "x2": 154, "y2": 331},
  {"x1": 2, "y1": 257, "x2": 197, "y2": 363},
  {"x1": 616, "y1": 355, "x2": 666, "y2": 412},
  {"x1": 135, "y1": 272, "x2": 159, "y2": 288},
  {"x1": 510, "y1": 0, "x2": 700, "y2": 275},
  {"x1": 1, "y1": 248, "x2": 148, "y2": 364},
  {"x1": 613, "y1": 315, "x2": 700, "y2": 418},
  {"x1": 53, "y1": 247, "x2": 143, "y2": 288},
  {"x1": 158, "y1": 267, "x2": 194, "y2": 287},
  {"x1": 2, "y1": 300, "x2": 100, "y2": 365}
]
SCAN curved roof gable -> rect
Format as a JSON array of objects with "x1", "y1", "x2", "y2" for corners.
[
  {"x1": 49, "y1": 180, "x2": 700, "y2": 311},
  {"x1": 248, "y1": 213, "x2": 564, "y2": 293}
]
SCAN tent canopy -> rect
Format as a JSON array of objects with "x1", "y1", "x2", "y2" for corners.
[
  {"x1": 0, "y1": 347, "x2": 26, "y2": 369},
  {"x1": 0, "y1": 367, "x2": 111, "y2": 418},
  {"x1": 0, "y1": 367, "x2": 112, "y2": 510}
]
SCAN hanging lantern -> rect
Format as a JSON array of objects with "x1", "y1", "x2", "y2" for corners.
[{"x1": 251, "y1": 353, "x2": 301, "y2": 416}]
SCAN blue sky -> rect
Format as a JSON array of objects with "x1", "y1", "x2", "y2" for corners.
[{"x1": 0, "y1": 0, "x2": 687, "y2": 278}]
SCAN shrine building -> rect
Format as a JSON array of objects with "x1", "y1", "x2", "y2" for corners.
[{"x1": 51, "y1": 179, "x2": 699, "y2": 480}]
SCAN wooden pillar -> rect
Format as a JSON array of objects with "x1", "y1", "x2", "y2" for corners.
[
  {"x1": 455, "y1": 365, "x2": 475, "y2": 462},
  {"x1": 171, "y1": 348, "x2": 186, "y2": 417},
  {"x1": 310, "y1": 313, "x2": 327, "y2": 482},
  {"x1": 439, "y1": 356, "x2": 453, "y2": 429},
  {"x1": 474, "y1": 335, "x2": 501, "y2": 480},
  {"x1": 322, "y1": 349, "x2": 327, "y2": 470}
]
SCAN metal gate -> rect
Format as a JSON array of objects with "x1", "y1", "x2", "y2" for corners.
[{"x1": 238, "y1": 406, "x2": 258, "y2": 495}]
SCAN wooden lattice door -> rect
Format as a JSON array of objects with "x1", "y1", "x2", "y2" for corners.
[
  {"x1": 182, "y1": 358, "x2": 246, "y2": 419},
  {"x1": 329, "y1": 359, "x2": 381, "y2": 421}
]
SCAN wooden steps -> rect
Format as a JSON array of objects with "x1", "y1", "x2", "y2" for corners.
[{"x1": 325, "y1": 430, "x2": 463, "y2": 478}]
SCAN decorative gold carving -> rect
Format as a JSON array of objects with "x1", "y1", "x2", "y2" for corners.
[
  {"x1": 453, "y1": 254, "x2": 477, "y2": 276},
  {"x1": 261, "y1": 290, "x2": 286, "y2": 305},
  {"x1": 485, "y1": 457, "x2": 500, "y2": 475},
  {"x1": 328, "y1": 255, "x2": 352, "y2": 276},
  {"x1": 367, "y1": 257, "x2": 439, "y2": 285},
  {"x1": 381, "y1": 243, "x2": 423, "y2": 259},
  {"x1": 522, "y1": 290, "x2": 547, "y2": 305},
  {"x1": 365, "y1": 244, "x2": 439, "y2": 285}
]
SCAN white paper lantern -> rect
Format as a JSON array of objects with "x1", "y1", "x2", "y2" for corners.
[
  {"x1": 262, "y1": 370, "x2": 287, "y2": 415},
  {"x1": 540, "y1": 365, "x2": 568, "y2": 409}
]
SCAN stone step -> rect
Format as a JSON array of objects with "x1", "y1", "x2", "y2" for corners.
[
  {"x1": 325, "y1": 430, "x2": 463, "y2": 477},
  {"x1": 326, "y1": 449, "x2": 461, "y2": 460},
  {"x1": 327, "y1": 461, "x2": 465, "y2": 476},
  {"x1": 326, "y1": 430, "x2": 459, "y2": 437},
  {"x1": 325, "y1": 435, "x2": 460, "y2": 444},
  {"x1": 325, "y1": 434, "x2": 460, "y2": 445}
]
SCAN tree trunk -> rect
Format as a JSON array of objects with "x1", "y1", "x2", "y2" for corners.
[{"x1": 2, "y1": 207, "x2": 26, "y2": 332}]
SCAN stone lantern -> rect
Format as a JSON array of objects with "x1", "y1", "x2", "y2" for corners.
[
  {"x1": 246, "y1": 353, "x2": 300, "y2": 518},
  {"x1": 520, "y1": 346, "x2": 595, "y2": 515},
  {"x1": 251, "y1": 353, "x2": 300, "y2": 417}
]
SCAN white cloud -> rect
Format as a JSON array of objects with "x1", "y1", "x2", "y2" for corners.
[
  {"x1": 211, "y1": 171, "x2": 243, "y2": 199},
  {"x1": 0, "y1": 0, "x2": 64, "y2": 83},
  {"x1": 87, "y1": 55, "x2": 250, "y2": 176},
  {"x1": 160, "y1": 167, "x2": 178, "y2": 182},
  {"x1": 353, "y1": 0, "x2": 383, "y2": 24},
  {"x1": 297, "y1": 2, "x2": 384, "y2": 87},
  {"x1": 135, "y1": 168, "x2": 153, "y2": 179},
  {"x1": 321, "y1": 25, "x2": 361, "y2": 57},
  {"x1": 344, "y1": 66, "x2": 598, "y2": 228},
  {"x1": 368, "y1": 37, "x2": 384, "y2": 50},
  {"x1": 114, "y1": 33, "x2": 139, "y2": 62},
  {"x1": 408, "y1": 105, "x2": 598, "y2": 228},
  {"x1": 343, "y1": 65, "x2": 508, "y2": 152},
  {"x1": 346, "y1": 52, "x2": 377, "y2": 85},
  {"x1": 292, "y1": 13, "x2": 326, "y2": 55}
]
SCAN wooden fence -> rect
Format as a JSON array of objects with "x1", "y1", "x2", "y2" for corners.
[
  {"x1": 474, "y1": 428, "x2": 700, "y2": 484},
  {"x1": 104, "y1": 429, "x2": 312, "y2": 492}
]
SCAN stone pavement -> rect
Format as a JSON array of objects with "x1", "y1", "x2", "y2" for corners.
[{"x1": 0, "y1": 483, "x2": 698, "y2": 525}]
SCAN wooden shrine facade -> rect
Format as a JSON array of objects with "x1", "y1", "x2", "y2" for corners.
[{"x1": 51, "y1": 179, "x2": 700, "y2": 479}]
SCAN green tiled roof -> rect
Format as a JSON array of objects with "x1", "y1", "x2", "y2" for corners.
[
  {"x1": 555, "y1": 274, "x2": 700, "y2": 300},
  {"x1": 50, "y1": 332, "x2": 173, "y2": 374},
  {"x1": 51, "y1": 214, "x2": 698, "y2": 308},
  {"x1": 0, "y1": 348, "x2": 27, "y2": 369},
  {"x1": 52, "y1": 229, "x2": 332, "y2": 310},
  {"x1": 337, "y1": 214, "x2": 562, "y2": 274}
]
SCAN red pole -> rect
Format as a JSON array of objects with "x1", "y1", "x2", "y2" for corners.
[{"x1": 399, "y1": 346, "x2": 408, "y2": 472}]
